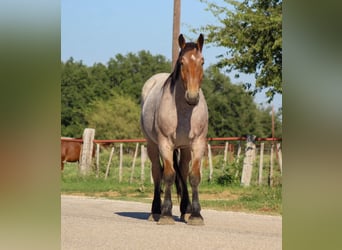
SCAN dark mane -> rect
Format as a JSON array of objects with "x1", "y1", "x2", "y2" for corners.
[{"x1": 163, "y1": 42, "x2": 199, "y2": 90}]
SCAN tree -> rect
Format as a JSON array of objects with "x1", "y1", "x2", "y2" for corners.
[
  {"x1": 202, "y1": 66, "x2": 263, "y2": 138},
  {"x1": 61, "y1": 58, "x2": 94, "y2": 137},
  {"x1": 88, "y1": 62, "x2": 111, "y2": 101},
  {"x1": 84, "y1": 92, "x2": 143, "y2": 139},
  {"x1": 107, "y1": 50, "x2": 171, "y2": 103},
  {"x1": 200, "y1": 0, "x2": 282, "y2": 102},
  {"x1": 255, "y1": 105, "x2": 282, "y2": 138},
  {"x1": 61, "y1": 52, "x2": 171, "y2": 137}
]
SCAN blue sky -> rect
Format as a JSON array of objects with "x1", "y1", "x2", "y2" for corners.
[{"x1": 61, "y1": 0, "x2": 281, "y2": 110}]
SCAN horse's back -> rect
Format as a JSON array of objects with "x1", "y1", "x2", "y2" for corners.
[
  {"x1": 141, "y1": 73, "x2": 170, "y2": 143},
  {"x1": 141, "y1": 73, "x2": 169, "y2": 104}
]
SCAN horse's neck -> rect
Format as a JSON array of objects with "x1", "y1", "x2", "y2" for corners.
[
  {"x1": 172, "y1": 78, "x2": 197, "y2": 116},
  {"x1": 172, "y1": 77, "x2": 186, "y2": 103}
]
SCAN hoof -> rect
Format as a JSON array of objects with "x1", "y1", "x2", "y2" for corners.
[
  {"x1": 187, "y1": 215, "x2": 204, "y2": 226},
  {"x1": 148, "y1": 214, "x2": 160, "y2": 222},
  {"x1": 180, "y1": 213, "x2": 191, "y2": 223},
  {"x1": 157, "y1": 216, "x2": 175, "y2": 225}
]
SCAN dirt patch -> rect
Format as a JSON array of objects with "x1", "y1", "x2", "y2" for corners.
[
  {"x1": 200, "y1": 190, "x2": 239, "y2": 200},
  {"x1": 63, "y1": 191, "x2": 121, "y2": 198},
  {"x1": 95, "y1": 191, "x2": 121, "y2": 197}
]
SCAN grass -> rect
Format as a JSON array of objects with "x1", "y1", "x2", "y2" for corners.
[{"x1": 61, "y1": 146, "x2": 282, "y2": 215}]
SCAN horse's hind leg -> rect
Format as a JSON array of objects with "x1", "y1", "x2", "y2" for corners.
[{"x1": 146, "y1": 141, "x2": 162, "y2": 222}]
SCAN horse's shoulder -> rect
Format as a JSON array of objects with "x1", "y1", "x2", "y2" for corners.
[{"x1": 142, "y1": 73, "x2": 170, "y2": 102}]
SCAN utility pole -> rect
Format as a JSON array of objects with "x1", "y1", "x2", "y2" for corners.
[
  {"x1": 172, "y1": 0, "x2": 181, "y2": 70},
  {"x1": 272, "y1": 105, "x2": 275, "y2": 139}
]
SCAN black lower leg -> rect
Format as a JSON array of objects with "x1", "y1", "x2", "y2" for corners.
[
  {"x1": 189, "y1": 174, "x2": 202, "y2": 217},
  {"x1": 180, "y1": 185, "x2": 191, "y2": 215},
  {"x1": 161, "y1": 173, "x2": 175, "y2": 217},
  {"x1": 151, "y1": 182, "x2": 161, "y2": 215}
]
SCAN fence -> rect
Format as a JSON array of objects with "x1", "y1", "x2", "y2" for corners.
[{"x1": 61, "y1": 130, "x2": 282, "y2": 187}]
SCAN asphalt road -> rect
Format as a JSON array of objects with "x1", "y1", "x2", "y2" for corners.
[{"x1": 61, "y1": 195, "x2": 282, "y2": 250}]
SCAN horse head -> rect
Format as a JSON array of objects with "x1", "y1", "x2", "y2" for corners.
[{"x1": 178, "y1": 34, "x2": 204, "y2": 105}]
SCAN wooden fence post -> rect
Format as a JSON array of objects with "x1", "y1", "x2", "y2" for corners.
[
  {"x1": 241, "y1": 135, "x2": 256, "y2": 187},
  {"x1": 105, "y1": 147, "x2": 115, "y2": 179},
  {"x1": 119, "y1": 143, "x2": 123, "y2": 183},
  {"x1": 141, "y1": 145, "x2": 147, "y2": 183},
  {"x1": 207, "y1": 144, "x2": 213, "y2": 182},
  {"x1": 130, "y1": 143, "x2": 139, "y2": 184},
  {"x1": 236, "y1": 143, "x2": 242, "y2": 162},
  {"x1": 276, "y1": 143, "x2": 282, "y2": 175},
  {"x1": 79, "y1": 128, "x2": 95, "y2": 175},
  {"x1": 269, "y1": 144, "x2": 274, "y2": 186},
  {"x1": 235, "y1": 142, "x2": 242, "y2": 178},
  {"x1": 95, "y1": 143, "x2": 100, "y2": 178},
  {"x1": 222, "y1": 141, "x2": 228, "y2": 170},
  {"x1": 258, "y1": 143, "x2": 265, "y2": 185}
]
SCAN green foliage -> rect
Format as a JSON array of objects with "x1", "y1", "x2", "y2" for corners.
[
  {"x1": 255, "y1": 105, "x2": 282, "y2": 137},
  {"x1": 85, "y1": 92, "x2": 143, "y2": 139},
  {"x1": 199, "y1": 0, "x2": 282, "y2": 102},
  {"x1": 107, "y1": 50, "x2": 171, "y2": 103},
  {"x1": 61, "y1": 58, "x2": 94, "y2": 136},
  {"x1": 216, "y1": 158, "x2": 243, "y2": 185},
  {"x1": 216, "y1": 170, "x2": 235, "y2": 185},
  {"x1": 61, "y1": 52, "x2": 170, "y2": 137},
  {"x1": 203, "y1": 66, "x2": 279, "y2": 138}
]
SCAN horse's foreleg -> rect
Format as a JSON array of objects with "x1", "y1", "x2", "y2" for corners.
[
  {"x1": 146, "y1": 142, "x2": 162, "y2": 221},
  {"x1": 158, "y1": 144, "x2": 175, "y2": 225},
  {"x1": 188, "y1": 141, "x2": 206, "y2": 225},
  {"x1": 179, "y1": 148, "x2": 192, "y2": 222}
]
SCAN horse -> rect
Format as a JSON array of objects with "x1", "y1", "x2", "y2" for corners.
[
  {"x1": 61, "y1": 138, "x2": 82, "y2": 170},
  {"x1": 60, "y1": 138, "x2": 95, "y2": 171},
  {"x1": 141, "y1": 34, "x2": 208, "y2": 225}
]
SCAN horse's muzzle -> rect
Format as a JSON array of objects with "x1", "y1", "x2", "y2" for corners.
[{"x1": 185, "y1": 91, "x2": 200, "y2": 105}]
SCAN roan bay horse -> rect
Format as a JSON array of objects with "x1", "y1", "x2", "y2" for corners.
[{"x1": 141, "y1": 34, "x2": 208, "y2": 225}]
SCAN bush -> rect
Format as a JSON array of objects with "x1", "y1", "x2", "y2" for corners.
[
  {"x1": 215, "y1": 157, "x2": 243, "y2": 186},
  {"x1": 216, "y1": 170, "x2": 234, "y2": 185}
]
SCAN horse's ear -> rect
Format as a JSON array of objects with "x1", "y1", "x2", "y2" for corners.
[
  {"x1": 178, "y1": 34, "x2": 186, "y2": 49},
  {"x1": 197, "y1": 34, "x2": 204, "y2": 52}
]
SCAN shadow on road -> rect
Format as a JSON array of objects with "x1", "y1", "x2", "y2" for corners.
[
  {"x1": 115, "y1": 212, "x2": 150, "y2": 220},
  {"x1": 115, "y1": 212, "x2": 181, "y2": 222}
]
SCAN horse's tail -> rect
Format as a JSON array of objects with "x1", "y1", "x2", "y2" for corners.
[{"x1": 173, "y1": 149, "x2": 182, "y2": 199}]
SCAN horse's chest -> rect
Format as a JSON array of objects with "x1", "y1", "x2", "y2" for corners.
[
  {"x1": 172, "y1": 111, "x2": 197, "y2": 146},
  {"x1": 157, "y1": 96, "x2": 207, "y2": 147},
  {"x1": 174, "y1": 126, "x2": 192, "y2": 147}
]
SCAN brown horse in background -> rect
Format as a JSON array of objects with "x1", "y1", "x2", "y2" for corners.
[
  {"x1": 61, "y1": 138, "x2": 96, "y2": 171},
  {"x1": 61, "y1": 139, "x2": 82, "y2": 171},
  {"x1": 141, "y1": 34, "x2": 208, "y2": 225}
]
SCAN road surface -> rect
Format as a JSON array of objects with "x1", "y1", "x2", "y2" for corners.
[{"x1": 61, "y1": 195, "x2": 281, "y2": 250}]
